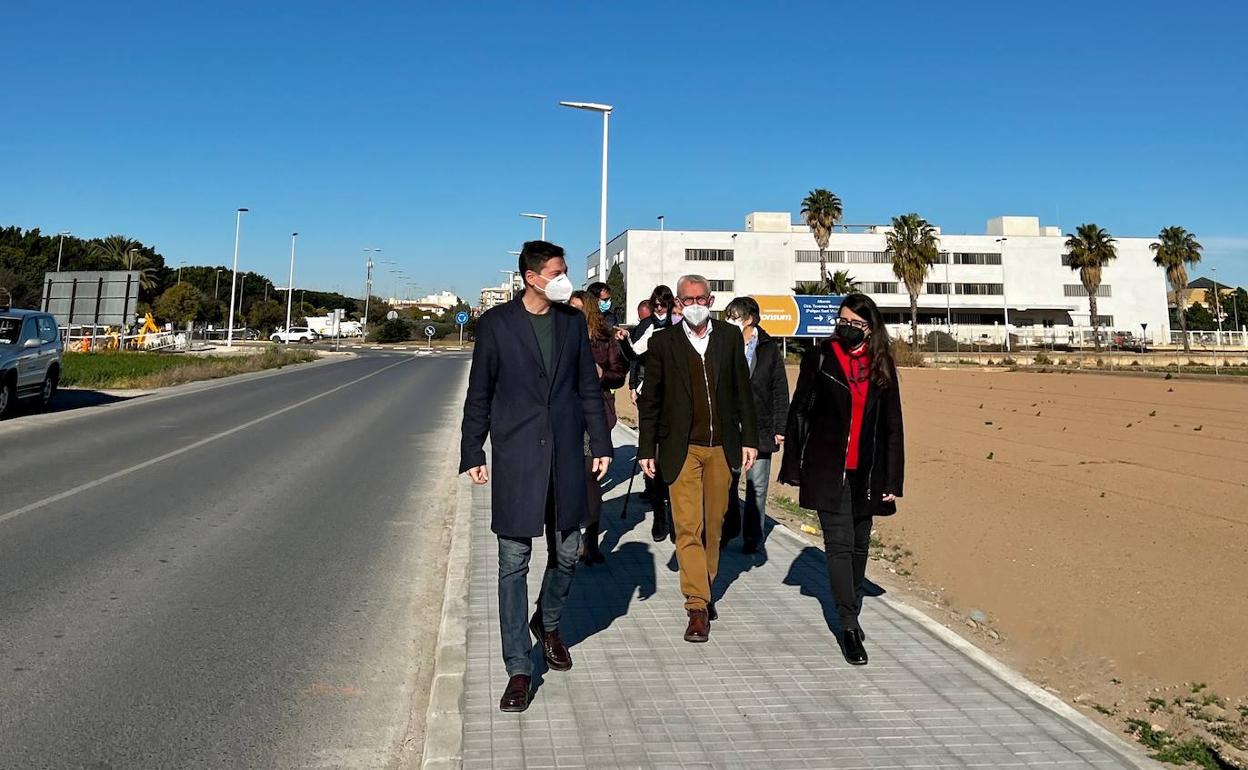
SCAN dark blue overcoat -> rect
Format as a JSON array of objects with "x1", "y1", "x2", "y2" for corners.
[{"x1": 459, "y1": 297, "x2": 614, "y2": 537}]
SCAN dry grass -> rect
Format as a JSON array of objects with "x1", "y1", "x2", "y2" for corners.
[{"x1": 62, "y1": 348, "x2": 319, "y2": 389}]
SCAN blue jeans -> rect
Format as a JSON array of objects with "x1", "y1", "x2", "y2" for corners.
[
  {"x1": 497, "y1": 524, "x2": 581, "y2": 677},
  {"x1": 724, "y1": 453, "x2": 772, "y2": 545}
]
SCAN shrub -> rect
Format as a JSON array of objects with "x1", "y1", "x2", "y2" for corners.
[
  {"x1": 891, "y1": 339, "x2": 925, "y2": 368},
  {"x1": 371, "y1": 318, "x2": 411, "y2": 343},
  {"x1": 1034, "y1": 351, "x2": 1053, "y2": 366},
  {"x1": 922, "y1": 330, "x2": 957, "y2": 351}
]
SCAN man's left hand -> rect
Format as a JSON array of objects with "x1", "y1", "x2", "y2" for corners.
[
  {"x1": 881, "y1": 493, "x2": 897, "y2": 503},
  {"x1": 742, "y1": 447, "x2": 758, "y2": 473},
  {"x1": 592, "y1": 456, "x2": 612, "y2": 481}
]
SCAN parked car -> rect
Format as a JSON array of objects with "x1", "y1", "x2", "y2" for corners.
[
  {"x1": 270, "y1": 326, "x2": 319, "y2": 344},
  {"x1": 0, "y1": 307, "x2": 64, "y2": 418}
]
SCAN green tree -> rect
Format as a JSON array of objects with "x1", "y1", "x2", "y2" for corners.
[
  {"x1": 829, "y1": 270, "x2": 860, "y2": 295},
  {"x1": 1064, "y1": 223, "x2": 1118, "y2": 351},
  {"x1": 1150, "y1": 226, "x2": 1202, "y2": 352},
  {"x1": 372, "y1": 318, "x2": 411, "y2": 343},
  {"x1": 1183, "y1": 301, "x2": 1216, "y2": 332},
  {"x1": 247, "y1": 299, "x2": 285, "y2": 333},
  {"x1": 793, "y1": 280, "x2": 831, "y2": 295},
  {"x1": 885, "y1": 213, "x2": 940, "y2": 345},
  {"x1": 153, "y1": 283, "x2": 205, "y2": 325},
  {"x1": 605, "y1": 263, "x2": 626, "y2": 320},
  {"x1": 800, "y1": 189, "x2": 843, "y2": 287}
]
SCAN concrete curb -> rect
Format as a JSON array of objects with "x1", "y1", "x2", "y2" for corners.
[
  {"x1": 615, "y1": 422, "x2": 1159, "y2": 769},
  {"x1": 419, "y1": 475, "x2": 473, "y2": 770}
]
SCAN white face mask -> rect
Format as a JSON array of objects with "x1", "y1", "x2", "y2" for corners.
[
  {"x1": 727, "y1": 318, "x2": 744, "y2": 329},
  {"x1": 682, "y1": 304, "x2": 710, "y2": 327},
  {"x1": 537, "y1": 272, "x2": 574, "y2": 303}
]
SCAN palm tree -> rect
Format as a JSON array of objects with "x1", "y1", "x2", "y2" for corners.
[
  {"x1": 828, "y1": 269, "x2": 860, "y2": 295},
  {"x1": 800, "y1": 189, "x2": 843, "y2": 287},
  {"x1": 793, "y1": 280, "x2": 831, "y2": 295},
  {"x1": 91, "y1": 235, "x2": 157, "y2": 290},
  {"x1": 885, "y1": 213, "x2": 940, "y2": 345},
  {"x1": 1150, "y1": 226, "x2": 1202, "y2": 353},
  {"x1": 1064, "y1": 223, "x2": 1118, "y2": 351}
]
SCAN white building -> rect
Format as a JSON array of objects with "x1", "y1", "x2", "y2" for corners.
[
  {"x1": 586, "y1": 212, "x2": 1171, "y2": 345},
  {"x1": 478, "y1": 283, "x2": 512, "y2": 312},
  {"x1": 413, "y1": 290, "x2": 461, "y2": 309}
]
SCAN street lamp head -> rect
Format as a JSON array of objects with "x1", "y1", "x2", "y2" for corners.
[
  {"x1": 237, "y1": 207, "x2": 249, "y2": 213},
  {"x1": 520, "y1": 212, "x2": 548, "y2": 220},
  {"x1": 292, "y1": 232, "x2": 298, "y2": 237},
  {"x1": 559, "y1": 101, "x2": 613, "y2": 113}
]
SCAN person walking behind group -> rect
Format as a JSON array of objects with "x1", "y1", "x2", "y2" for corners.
[
  {"x1": 460, "y1": 241, "x2": 614, "y2": 713},
  {"x1": 720, "y1": 297, "x2": 789, "y2": 555},
  {"x1": 638, "y1": 275, "x2": 757, "y2": 643},
  {"x1": 569, "y1": 290, "x2": 627, "y2": 564},
  {"x1": 586, "y1": 281, "x2": 618, "y2": 327},
  {"x1": 779, "y1": 293, "x2": 904, "y2": 666},
  {"x1": 619, "y1": 284, "x2": 679, "y2": 541}
]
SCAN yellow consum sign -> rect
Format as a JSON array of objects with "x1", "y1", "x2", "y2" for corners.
[{"x1": 752, "y1": 295, "x2": 799, "y2": 337}]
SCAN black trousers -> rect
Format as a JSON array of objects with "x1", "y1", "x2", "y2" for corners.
[{"x1": 817, "y1": 471, "x2": 872, "y2": 632}]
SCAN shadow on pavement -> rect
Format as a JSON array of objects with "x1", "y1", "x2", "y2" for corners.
[
  {"x1": 4, "y1": 389, "x2": 137, "y2": 420},
  {"x1": 782, "y1": 545, "x2": 887, "y2": 636}
]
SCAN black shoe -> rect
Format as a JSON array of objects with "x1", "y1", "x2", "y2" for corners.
[
  {"x1": 741, "y1": 540, "x2": 759, "y2": 555},
  {"x1": 499, "y1": 674, "x2": 532, "y2": 712},
  {"x1": 707, "y1": 601, "x2": 718, "y2": 622},
  {"x1": 841, "y1": 628, "x2": 868, "y2": 666},
  {"x1": 651, "y1": 512, "x2": 669, "y2": 542}
]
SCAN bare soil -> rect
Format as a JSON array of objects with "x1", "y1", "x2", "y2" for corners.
[{"x1": 617, "y1": 366, "x2": 1248, "y2": 765}]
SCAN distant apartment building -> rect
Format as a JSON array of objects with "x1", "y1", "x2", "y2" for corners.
[
  {"x1": 585, "y1": 211, "x2": 1172, "y2": 343},
  {"x1": 478, "y1": 283, "x2": 511, "y2": 312}
]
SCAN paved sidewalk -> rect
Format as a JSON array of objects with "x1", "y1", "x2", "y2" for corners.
[{"x1": 454, "y1": 426, "x2": 1153, "y2": 769}]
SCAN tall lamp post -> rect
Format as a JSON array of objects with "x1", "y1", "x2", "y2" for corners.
[
  {"x1": 56, "y1": 230, "x2": 70, "y2": 272},
  {"x1": 995, "y1": 237, "x2": 1011, "y2": 352},
  {"x1": 226, "y1": 208, "x2": 248, "y2": 348},
  {"x1": 1212, "y1": 267, "x2": 1224, "y2": 347},
  {"x1": 559, "y1": 101, "x2": 613, "y2": 282},
  {"x1": 520, "y1": 213, "x2": 548, "y2": 241},
  {"x1": 940, "y1": 250, "x2": 951, "y2": 332},
  {"x1": 657, "y1": 215, "x2": 665, "y2": 284},
  {"x1": 285, "y1": 232, "x2": 298, "y2": 334}
]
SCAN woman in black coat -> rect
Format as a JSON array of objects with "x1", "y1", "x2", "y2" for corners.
[
  {"x1": 779, "y1": 293, "x2": 904, "y2": 666},
  {"x1": 721, "y1": 297, "x2": 789, "y2": 553}
]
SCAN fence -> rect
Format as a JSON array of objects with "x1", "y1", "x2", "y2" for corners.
[{"x1": 887, "y1": 322, "x2": 1248, "y2": 352}]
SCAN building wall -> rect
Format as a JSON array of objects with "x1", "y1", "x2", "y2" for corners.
[{"x1": 596, "y1": 221, "x2": 1170, "y2": 335}]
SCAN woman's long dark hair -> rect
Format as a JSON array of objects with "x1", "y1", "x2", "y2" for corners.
[{"x1": 836, "y1": 293, "x2": 897, "y2": 387}]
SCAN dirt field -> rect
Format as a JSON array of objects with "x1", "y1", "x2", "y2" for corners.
[{"x1": 617, "y1": 366, "x2": 1248, "y2": 762}]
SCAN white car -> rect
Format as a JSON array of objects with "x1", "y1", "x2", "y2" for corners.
[{"x1": 270, "y1": 326, "x2": 318, "y2": 344}]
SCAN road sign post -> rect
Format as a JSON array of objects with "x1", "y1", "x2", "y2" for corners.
[
  {"x1": 455, "y1": 310, "x2": 469, "y2": 346},
  {"x1": 423, "y1": 323, "x2": 436, "y2": 352}
]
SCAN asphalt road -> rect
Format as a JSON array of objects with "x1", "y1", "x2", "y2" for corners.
[{"x1": 0, "y1": 351, "x2": 470, "y2": 768}]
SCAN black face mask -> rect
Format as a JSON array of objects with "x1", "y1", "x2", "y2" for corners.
[{"x1": 834, "y1": 324, "x2": 867, "y2": 349}]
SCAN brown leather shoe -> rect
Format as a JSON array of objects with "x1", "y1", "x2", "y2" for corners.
[
  {"x1": 684, "y1": 609, "x2": 710, "y2": 643},
  {"x1": 530, "y1": 611, "x2": 573, "y2": 671},
  {"x1": 499, "y1": 674, "x2": 532, "y2": 712}
]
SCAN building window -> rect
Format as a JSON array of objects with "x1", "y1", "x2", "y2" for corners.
[
  {"x1": 845, "y1": 250, "x2": 891, "y2": 264},
  {"x1": 685, "y1": 248, "x2": 734, "y2": 261},
  {"x1": 861, "y1": 282, "x2": 899, "y2": 294},
  {"x1": 795, "y1": 250, "x2": 844, "y2": 263},
  {"x1": 1064, "y1": 284, "x2": 1111, "y2": 297},
  {"x1": 924, "y1": 283, "x2": 950, "y2": 295},
  {"x1": 951, "y1": 252, "x2": 1003, "y2": 265},
  {"x1": 955, "y1": 283, "x2": 1004, "y2": 296},
  {"x1": 708, "y1": 279, "x2": 734, "y2": 292},
  {"x1": 1094, "y1": 315, "x2": 1114, "y2": 326}
]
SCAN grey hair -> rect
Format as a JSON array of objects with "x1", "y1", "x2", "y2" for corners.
[{"x1": 676, "y1": 274, "x2": 711, "y2": 296}]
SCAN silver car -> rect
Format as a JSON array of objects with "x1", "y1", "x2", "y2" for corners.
[{"x1": 0, "y1": 308, "x2": 64, "y2": 418}]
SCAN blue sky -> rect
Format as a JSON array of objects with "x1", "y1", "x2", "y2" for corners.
[{"x1": 4, "y1": 1, "x2": 1246, "y2": 297}]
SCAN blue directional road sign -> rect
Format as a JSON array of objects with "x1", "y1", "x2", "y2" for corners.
[{"x1": 455, "y1": 310, "x2": 469, "y2": 325}]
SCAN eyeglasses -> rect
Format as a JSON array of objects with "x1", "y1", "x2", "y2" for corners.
[
  {"x1": 677, "y1": 296, "x2": 711, "y2": 307},
  {"x1": 836, "y1": 317, "x2": 870, "y2": 330}
]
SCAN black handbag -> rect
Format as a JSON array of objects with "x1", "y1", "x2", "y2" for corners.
[{"x1": 778, "y1": 351, "x2": 821, "y2": 487}]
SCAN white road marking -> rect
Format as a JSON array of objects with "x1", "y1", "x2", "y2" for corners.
[{"x1": 0, "y1": 357, "x2": 412, "y2": 528}]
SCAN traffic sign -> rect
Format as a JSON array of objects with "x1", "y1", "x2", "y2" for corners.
[
  {"x1": 423, "y1": 324, "x2": 436, "y2": 338},
  {"x1": 386, "y1": 310, "x2": 399, "y2": 321},
  {"x1": 455, "y1": 310, "x2": 469, "y2": 325}
]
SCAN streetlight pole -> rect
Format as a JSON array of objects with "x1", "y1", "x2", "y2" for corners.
[
  {"x1": 1212, "y1": 267, "x2": 1224, "y2": 345},
  {"x1": 286, "y1": 232, "x2": 298, "y2": 333},
  {"x1": 520, "y1": 213, "x2": 548, "y2": 241},
  {"x1": 226, "y1": 207, "x2": 248, "y2": 348},
  {"x1": 214, "y1": 269, "x2": 221, "y2": 300},
  {"x1": 996, "y1": 237, "x2": 1011, "y2": 352},
  {"x1": 559, "y1": 101, "x2": 613, "y2": 282},
  {"x1": 177, "y1": 262, "x2": 186, "y2": 284},
  {"x1": 658, "y1": 215, "x2": 665, "y2": 284},
  {"x1": 128, "y1": 248, "x2": 138, "y2": 270},
  {"x1": 941, "y1": 250, "x2": 951, "y2": 332},
  {"x1": 56, "y1": 231, "x2": 70, "y2": 272}
]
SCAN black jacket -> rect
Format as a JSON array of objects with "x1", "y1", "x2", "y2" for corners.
[
  {"x1": 778, "y1": 339, "x2": 904, "y2": 515},
  {"x1": 637, "y1": 319, "x2": 758, "y2": 485},
  {"x1": 623, "y1": 313, "x2": 676, "y2": 392},
  {"x1": 747, "y1": 329, "x2": 790, "y2": 454},
  {"x1": 459, "y1": 297, "x2": 614, "y2": 537}
]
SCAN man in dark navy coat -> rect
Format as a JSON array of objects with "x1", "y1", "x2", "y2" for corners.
[{"x1": 460, "y1": 240, "x2": 613, "y2": 713}]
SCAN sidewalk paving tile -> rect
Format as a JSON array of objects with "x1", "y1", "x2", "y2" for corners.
[{"x1": 459, "y1": 427, "x2": 1149, "y2": 769}]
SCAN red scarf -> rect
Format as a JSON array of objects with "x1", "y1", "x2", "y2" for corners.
[{"x1": 830, "y1": 341, "x2": 871, "y2": 470}]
